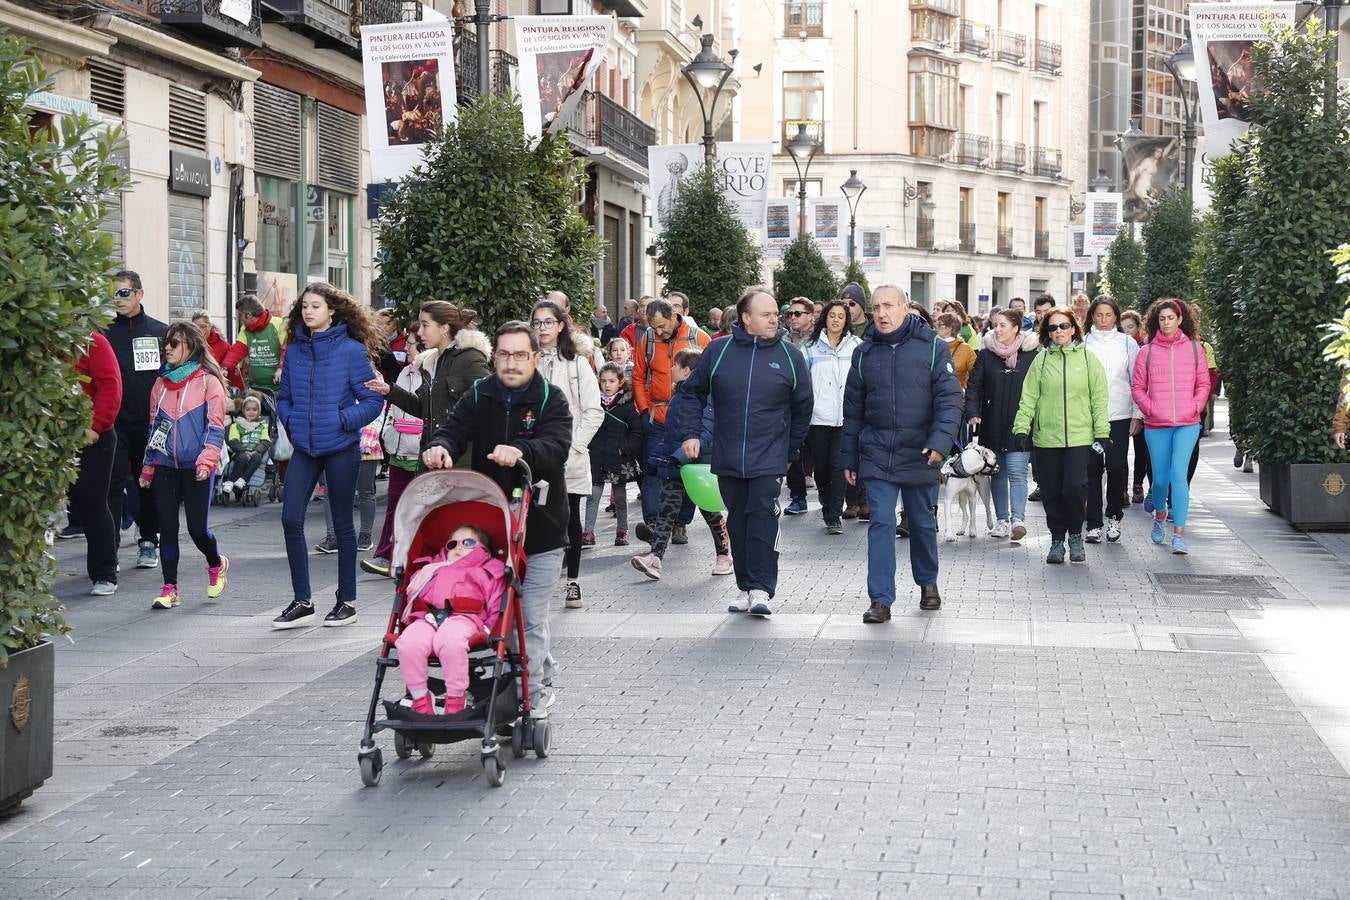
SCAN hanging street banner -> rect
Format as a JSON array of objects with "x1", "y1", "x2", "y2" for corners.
[
  {"x1": 1189, "y1": 1, "x2": 1298, "y2": 159},
  {"x1": 1067, "y1": 225, "x2": 1097, "y2": 273},
  {"x1": 764, "y1": 198, "x2": 796, "y2": 257},
  {"x1": 360, "y1": 20, "x2": 457, "y2": 184},
  {"x1": 808, "y1": 197, "x2": 845, "y2": 263},
  {"x1": 648, "y1": 142, "x2": 773, "y2": 233},
  {"x1": 1084, "y1": 192, "x2": 1124, "y2": 255},
  {"x1": 859, "y1": 226, "x2": 886, "y2": 272},
  {"x1": 514, "y1": 15, "x2": 613, "y2": 140},
  {"x1": 1120, "y1": 134, "x2": 1180, "y2": 222}
]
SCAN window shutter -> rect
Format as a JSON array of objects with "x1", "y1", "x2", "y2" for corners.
[
  {"x1": 253, "y1": 83, "x2": 302, "y2": 181},
  {"x1": 88, "y1": 59, "x2": 125, "y2": 118},
  {"x1": 168, "y1": 84, "x2": 208, "y2": 152},
  {"x1": 168, "y1": 193, "x2": 207, "y2": 320},
  {"x1": 101, "y1": 144, "x2": 130, "y2": 264},
  {"x1": 316, "y1": 103, "x2": 360, "y2": 194}
]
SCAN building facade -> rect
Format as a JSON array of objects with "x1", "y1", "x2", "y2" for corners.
[{"x1": 731, "y1": 0, "x2": 1089, "y2": 312}]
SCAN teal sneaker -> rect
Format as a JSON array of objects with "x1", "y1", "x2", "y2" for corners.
[
  {"x1": 1171, "y1": 535, "x2": 1189, "y2": 555},
  {"x1": 1151, "y1": 519, "x2": 1165, "y2": 545}
]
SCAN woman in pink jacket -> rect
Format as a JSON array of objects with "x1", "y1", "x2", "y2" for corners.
[{"x1": 1130, "y1": 299, "x2": 1211, "y2": 555}]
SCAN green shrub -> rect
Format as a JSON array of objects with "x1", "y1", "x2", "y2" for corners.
[
  {"x1": 654, "y1": 164, "x2": 763, "y2": 321},
  {"x1": 773, "y1": 235, "x2": 840, "y2": 304},
  {"x1": 1138, "y1": 186, "x2": 1195, "y2": 307},
  {"x1": 377, "y1": 92, "x2": 602, "y2": 328},
  {"x1": 1101, "y1": 222, "x2": 1144, "y2": 309},
  {"x1": 0, "y1": 33, "x2": 127, "y2": 660},
  {"x1": 840, "y1": 259, "x2": 870, "y2": 299}
]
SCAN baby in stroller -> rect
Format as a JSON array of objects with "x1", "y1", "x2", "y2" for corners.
[{"x1": 396, "y1": 525, "x2": 506, "y2": 716}]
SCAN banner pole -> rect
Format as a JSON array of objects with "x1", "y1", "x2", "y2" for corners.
[{"x1": 475, "y1": 0, "x2": 492, "y2": 95}]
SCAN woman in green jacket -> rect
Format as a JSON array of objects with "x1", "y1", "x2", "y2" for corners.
[{"x1": 1012, "y1": 307, "x2": 1110, "y2": 565}]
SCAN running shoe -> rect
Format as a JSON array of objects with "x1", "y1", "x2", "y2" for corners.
[
  {"x1": 151, "y1": 583, "x2": 179, "y2": 610},
  {"x1": 361, "y1": 557, "x2": 390, "y2": 576},
  {"x1": 206, "y1": 556, "x2": 229, "y2": 599},
  {"x1": 136, "y1": 540, "x2": 158, "y2": 569},
  {"x1": 614, "y1": 529, "x2": 629, "y2": 547},
  {"x1": 988, "y1": 520, "x2": 1010, "y2": 539},
  {"x1": 1085, "y1": 528, "x2": 1103, "y2": 544},
  {"x1": 728, "y1": 591, "x2": 752, "y2": 613},
  {"x1": 58, "y1": 525, "x2": 84, "y2": 540},
  {"x1": 1105, "y1": 517, "x2": 1122, "y2": 543},
  {"x1": 712, "y1": 554, "x2": 733, "y2": 576},
  {"x1": 785, "y1": 498, "x2": 808, "y2": 516},
  {"x1": 1171, "y1": 535, "x2": 1189, "y2": 555},
  {"x1": 314, "y1": 536, "x2": 339, "y2": 554},
  {"x1": 581, "y1": 531, "x2": 596, "y2": 547},
  {"x1": 90, "y1": 581, "x2": 117, "y2": 597},
  {"x1": 630, "y1": 553, "x2": 662, "y2": 580},
  {"x1": 747, "y1": 590, "x2": 772, "y2": 616},
  {"x1": 356, "y1": 534, "x2": 373, "y2": 552},
  {"x1": 564, "y1": 581, "x2": 583, "y2": 608},
  {"x1": 826, "y1": 522, "x2": 844, "y2": 535},
  {"x1": 1151, "y1": 518, "x2": 1166, "y2": 545}
]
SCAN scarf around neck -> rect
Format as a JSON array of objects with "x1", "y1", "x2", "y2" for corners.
[
  {"x1": 985, "y1": 331, "x2": 1021, "y2": 367},
  {"x1": 161, "y1": 360, "x2": 201, "y2": 383}
]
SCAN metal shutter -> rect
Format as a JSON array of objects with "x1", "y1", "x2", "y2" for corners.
[
  {"x1": 316, "y1": 104, "x2": 360, "y2": 194},
  {"x1": 603, "y1": 214, "x2": 620, "y2": 313},
  {"x1": 88, "y1": 59, "x2": 125, "y2": 118},
  {"x1": 101, "y1": 144, "x2": 130, "y2": 264},
  {"x1": 168, "y1": 84, "x2": 208, "y2": 152},
  {"x1": 168, "y1": 193, "x2": 207, "y2": 320},
  {"x1": 254, "y1": 83, "x2": 302, "y2": 181}
]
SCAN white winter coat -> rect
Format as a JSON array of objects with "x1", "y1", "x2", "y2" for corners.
[
  {"x1": 1084, "y1": 326, "x2": 1141, "y2": 421},
  {"x1": 806, "y1": 332, "x2": 862, "y2": 427},
  {"x1": 380, "y1": 362, "x2": 424, "y2": 459},
  {"x1": 539, "y1": 334, "x2": 603, "y2": 495}
]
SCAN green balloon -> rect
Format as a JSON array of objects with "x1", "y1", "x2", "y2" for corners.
[{"x1": 680, "y1": 464, "x2": 724, "y2": 513}]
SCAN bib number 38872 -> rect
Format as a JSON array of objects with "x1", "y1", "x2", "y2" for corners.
[{"x1": 133, "y1": 336, "x2": 161, "y2": 372}]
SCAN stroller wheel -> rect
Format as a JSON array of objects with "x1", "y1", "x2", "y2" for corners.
[
  {"x1": 482, "y1": 750, "x2": 505, "y2": 787},
  {"x1": 393, "y1": 730, "x2": 412, "y2": 760},
  {"x1": 417, "y1": 741, "x2": 435, "y2": 760},
  {"x1": 511, "y1": 719, "x2": 527, "y2": 759},
  {"x1": 534, "y1": 719, "x2": 551, "y2": 759},
  {"x1": 358, "y1": 749, "x2": 383, "y2": 787}
]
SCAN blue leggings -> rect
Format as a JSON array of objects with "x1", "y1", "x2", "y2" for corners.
[{"x1": 1144, "y1": 424, "x2": 1201, "y2": 528}]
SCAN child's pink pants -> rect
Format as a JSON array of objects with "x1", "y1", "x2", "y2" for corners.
[{"x1": 395, "y1": 616, "x2": 482, "y2": 697}]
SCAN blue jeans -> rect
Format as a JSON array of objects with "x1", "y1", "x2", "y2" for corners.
[
  {"x1": 281, "y1": 444, "x2": 361, "y2": 603},
  {"x1": 991, "y1": 450, "x2": 1031, "y2": 523},
  {"x1": 863, "y1": 479, "x2": 939, "y2": 606},
  {"x1": 515, "y1": 546, "x2": 562, "y2": 690},
  {"x1": 640, "y1": 417, "x2": 693, "y2": 525},
  {"x1": 1144, "y1": 424, "x2": 1201, "y2": 527}
]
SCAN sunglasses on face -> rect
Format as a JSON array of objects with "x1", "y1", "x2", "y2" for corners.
[
  {"x1": 787, "y1": 311, "x2": 811, "y2": 317},
  {"x1": 446, "y1": 537, "x2": 480, "y2": 550},
  {"x1": 163, "y1": 338, "x2": 183, "y2": 349},
  {"x1": 114, "y1": 289, "x2": 135, "y2": 299},
  {"x1": 847, "y1": 300, "x2": 859, "y2": 307},
  {"x1": 1047, "y1": 322, "x2": 1075, "y2": 333}
]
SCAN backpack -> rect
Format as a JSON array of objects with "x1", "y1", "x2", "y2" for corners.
[{"x1": 642, "y1": 323, "x2": 701, "y2": 396}]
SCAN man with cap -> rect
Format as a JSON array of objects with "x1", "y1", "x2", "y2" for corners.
[{"x1": 841, "y1": 281, "x2": 871, "y2": 338}]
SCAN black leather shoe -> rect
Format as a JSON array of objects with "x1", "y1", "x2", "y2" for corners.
[
  {"x1": 862, "y1": 602, "x2": 891, "y2": 624},
  {"x1": 895, "y1": 512, "x2": 910, "y2": 539},
  {"x1": 919, "y1": 586, "x2": 941, "y2": 610}
]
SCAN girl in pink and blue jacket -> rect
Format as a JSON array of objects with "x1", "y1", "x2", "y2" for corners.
[
  {"x1": 138, "y1": 323, "x2": 229, "y2": 610},
  {"x1": 1130, "y1": 299, "x2": 1211, "y2": 555}
]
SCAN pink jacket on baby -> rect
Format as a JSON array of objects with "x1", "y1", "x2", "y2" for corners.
[
  {"x1": 1130, "y1": 331, "x2": 1211, "y2": 429},
  {"x1": 401, "y1": 547, "x2": 506, "y2": 634}
]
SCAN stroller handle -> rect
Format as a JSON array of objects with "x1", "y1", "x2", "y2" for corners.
[{"x1": 513, "y1": 458, "x2": 533, "y2": 491}]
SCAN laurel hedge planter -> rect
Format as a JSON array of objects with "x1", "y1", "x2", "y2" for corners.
[
  {"x1": 0, "y1": 640, "x2": 54, "y2": 815},
  {"x1": 1259, "y1": 462, "x2": 1350, "y2": 530}
]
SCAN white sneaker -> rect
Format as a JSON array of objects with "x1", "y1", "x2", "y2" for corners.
[
  {"x1": 1105, "y1": 517, "x2": 1122, "y2": 543},
  {"x1": 221, "y1": 483, "x2": 234, "y2": 500},
  {"x1": 727, "y1": 591, "x2": 752, "y2": 613},
  {"x1": 1085, "y1": 527, "x2": 1104, "y2": 544},
  {"x1": 747, "y1": 590, "x2": 772, "y2": 616},
  {"x1": 234, "y1": 478, "x2": 247, "y2": 493},
  {"x1": 90, "y1": 581, "x2": 117, "y2": 596},
  {"x1": 988, "y1": 520, "x2": 1010, "y2": 539}
]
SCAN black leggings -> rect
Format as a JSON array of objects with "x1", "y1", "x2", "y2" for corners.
[
  {"x1": 1033, "y1": 446, "x2": 1091, "y2": 541},
  {"x1": 153, "y1": 467, "x2": 221, "y2": 585},
  {"x1": 565, "y1": 493, "x2": 583, "y2": 580},
  {"x1": 72, "y1": 430, "x2": 118, "y2": 584},
  {"x1": 224, "y1": 450, "x2": 266, "y2": 485}
]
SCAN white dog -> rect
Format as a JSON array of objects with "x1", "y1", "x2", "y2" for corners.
[{"x1": 939, "y1": 442, "x2": 998, "y2": 542}]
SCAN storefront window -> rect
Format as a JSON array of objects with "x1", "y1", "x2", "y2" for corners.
[
  {"x1": 257, "y1": 176, "x2": 296, "y2": 274},
  {"x1": 304, "y1": 186, "x2": 351, "y2": 290}
]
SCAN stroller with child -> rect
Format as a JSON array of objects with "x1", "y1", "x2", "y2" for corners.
[{"x1": 357, "y1": 462, "x2": 547, "y2": 788}]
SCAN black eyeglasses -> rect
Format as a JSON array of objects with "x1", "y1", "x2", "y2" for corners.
[
  {"x1": 1046, "y1": 322, "x2": 1075, "y2": 333},
  {"x1": 114, "y1": 288, "x2": 135, "y2": 299},
  {"x1": 447, "y1": 537, "x2": 481, "y2": 551},
  {"x1": 787, "y1": 311, "x2": 811, "y2": 317}
]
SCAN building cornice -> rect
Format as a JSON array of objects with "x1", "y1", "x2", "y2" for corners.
[
  {"x1": 0, "y1": 0, "x2": 116, "y2": 60},
  {"x1": 90, "y1": 14, "x2": 261, "y2": 83}
]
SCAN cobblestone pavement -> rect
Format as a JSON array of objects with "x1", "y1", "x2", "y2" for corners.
[{"x1": 2, "y1": 402, "x2": 1349, "y2": 898}]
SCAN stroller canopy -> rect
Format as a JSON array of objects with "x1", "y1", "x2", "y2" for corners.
[{"x1": 391, "y1": 469, "x2": 515, "y2": 572}]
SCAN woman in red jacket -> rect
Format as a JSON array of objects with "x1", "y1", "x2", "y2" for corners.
[
  {"x1": 193, "y1": 311, "x2": 245, "y2": 391},
  {"x1": 74, "y1": 333, "x2": 123, "y2": 596}
]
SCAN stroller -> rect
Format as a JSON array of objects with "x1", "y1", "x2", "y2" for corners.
[{"x1": 357, "y1": 463, "x2": 548, "y2": 788}]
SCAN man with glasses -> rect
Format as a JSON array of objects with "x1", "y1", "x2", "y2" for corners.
[
  {"x1": 103, "y1": 270, "x2": 167, "y2": 569},
  {"x1": 784, "y1": 297, "x2": 815, "y2": 349},
  {"x1": 422, "y1": 322, "x2": 573, "y2": 713},
  {"x1": 841, "y1": 281, "x2": 871, "y2": 338},
  {"x1": 783, "y1": 297, "x2": 817, "y2": 516}
]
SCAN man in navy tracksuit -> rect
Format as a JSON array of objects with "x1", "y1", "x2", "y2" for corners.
[
  {"x1": 840, "y1": 284, "x2": 963, "y2": 621},
  {"x1": 670, "y1": 289, "x2": 814, "y2": 616}
]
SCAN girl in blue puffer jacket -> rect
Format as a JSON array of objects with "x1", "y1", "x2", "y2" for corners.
[{"x1": 273, "y1": 283, "x2": 384, "y2": 630}]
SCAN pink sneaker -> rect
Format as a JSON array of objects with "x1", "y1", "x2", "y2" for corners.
[
  {"x1": 206, "y1": 555, "x2": 228, "y2": 599},
  {"x1": 630, "y1": 553, "x2": 662, "y2": 580},
  {"x1": 712, "y1": 554, "x2": 733, "y2": 576},
  {"x1": 443, "y1": 694, "x2": 467, "y2": 715},
  {"x1": 409, "y1": 693, "x2": 435, "y2": 716}
]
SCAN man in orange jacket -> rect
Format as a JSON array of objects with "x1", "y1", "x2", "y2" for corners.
[{"x1": 633, "y1": 298, "x2": 709, "y2": 525}]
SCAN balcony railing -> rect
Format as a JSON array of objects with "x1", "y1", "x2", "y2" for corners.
[
  {"x1": 959, "y1": 222, "x2": 976, "y2": 252},
  {"x1": 952, "y1": 133, "x2": 990, "y2": 166},
  {"x1": 456, "y1": 32, "x2": 517, "y2": 105},
  {"x1": 783, "y1": 118, "x2": 824, "y2": 146},
  {"x1": 993, "y1": 140, "x2": 1025, "y2": 173},
  {"x1": 567, "y1": 91, "x2": 657, "y2": 170},
  {"x1": 157, "y1": 0, "x2": 262, "y2": 47},
  {"x1": 1034, "y1": 229, "x2": 1051, "y2": 259},
  {"x1": 1034, "y1": 39, "x2": 1062, "y2": 74},
  {"x1": 956, "y1": 19, "x2": 990, "y2": 55},
  {"x1": 995, "y1": 29, "x2": 1026, "y2": 65},
  {"x1": 910, "y1": 0, "x2": 960, "y2": 15},
  {"x1": 785, "y1": 0, "x2": 824, "y2": 37},
  {"x1": 1031, "y1": 146, "x2": 1062, "y2": 177},
  {"x1": 917, "y1": 217, "x2": 936, "y2": 250},
  {"x1": 997, "y1": 226, "x2": 1014, "y2": 256},
  {"x1": 358, "y1": 0, "x2": 422, "y2": 28}
]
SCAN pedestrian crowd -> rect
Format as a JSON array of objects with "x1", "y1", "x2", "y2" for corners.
[{"x1": 64, "y1": 272, "x2": 1348, "y2": 715}]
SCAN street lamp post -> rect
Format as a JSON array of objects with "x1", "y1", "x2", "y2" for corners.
[
  {"x1": 785, "y1": 123, "x2": 820, "y2": 235},
  {"x1": 681, "y1": 34, "x2": 736, "y2": 165},
  {"x1": 1164, "y1": 40, "x2": 1197, "y2": 194},
  {"x1": 840, "y1": 169, "x2": 867, "y2": 263},
  {"x1": 474, "y1": 0, "x2": 493, "y2": 95}
]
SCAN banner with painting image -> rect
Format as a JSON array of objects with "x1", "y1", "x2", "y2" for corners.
[
  {"x1": 808, "y1": 197, "x2": 845, "y2": 264},
  {"x1": 514, "y1": 15, "x2": 613, "y2": 140},
  {"x1": 1084, "y1": 192, "x2": 1124, "y2": 255},
  {"x1": 764, "y1": 198, "x2": 796, "y2": 257},
  {"x1": 1120, "y1": 134, "x2": 1181, "y2": 222},
  {"x1": 360, "y1": 20, "x2": 457, "y2": 183},
  {"x1": 859, "y1": 226, "x2": 886, "y2": 271},
  {"x1": 1067, "y1": 226, "x2": 1096, "y2": 273}
]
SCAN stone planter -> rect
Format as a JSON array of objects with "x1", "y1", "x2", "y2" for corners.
[
  {"x1": 1259, "y1": 462, "x2": 1350, "y2": 530},
  {"x1": 0, "y1": 640, "x2": 54, "y2": 815}
]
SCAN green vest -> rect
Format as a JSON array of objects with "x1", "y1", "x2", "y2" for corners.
[{"x1": 244, "y1": 320, "x2": 284, "y2": 389}]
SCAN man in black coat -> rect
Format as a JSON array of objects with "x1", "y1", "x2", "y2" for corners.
[
  {"x1": 423, "y1": 321, "x2": 572, "y2": 714},
  {"x1": 102, "y1": 270, "x2": 167, "y2": 570}
]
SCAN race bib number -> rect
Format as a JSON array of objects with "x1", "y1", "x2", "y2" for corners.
[
  {"x1": 147, "y1": 418, "x2": 172, "y2": 454},
  {"x1": 133, "y1": 336, "x2": 161, "y2": 372}
]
